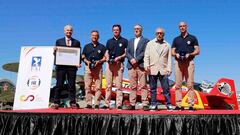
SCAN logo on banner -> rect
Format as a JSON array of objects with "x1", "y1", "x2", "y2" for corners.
[
  {"x1": 31, "y1": 56, "x2": 42, "y2": 71},
  {"x1": 217, "y1": 82, "x2": 232, "y2": 96},
  {"x1": 27, "y1": 76, "x2": 41, "y2": 90},
  {"x1": 20, "y1": 95, "x2": 35, "y2": 102}
]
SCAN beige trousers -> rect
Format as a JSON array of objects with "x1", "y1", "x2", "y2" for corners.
[
  {"x1": 105, "y1": 62, "x2": 124, "y2": 107},
  {"x1": 128, "y1": 67, "x2": 148, "y2": 106},
  {"x1": 84, "y1": 65, "x2": 102, "y2": 106},
  {"x1": 174, "y1": 60, "x2": 195, "y2": 107}
]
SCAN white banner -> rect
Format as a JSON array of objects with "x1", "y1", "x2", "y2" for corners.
[{"x1": 13, "y1": 46, "x2": 54, "y2": 110}]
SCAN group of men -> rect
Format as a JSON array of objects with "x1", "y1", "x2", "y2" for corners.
[{"x1": 51, "y1": 21, "x2": 200, "y2": 111}]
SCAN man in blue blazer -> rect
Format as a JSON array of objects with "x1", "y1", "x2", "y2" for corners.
[
  {"x1": 52, "y1": 24, "x2": 81, "y2": 109},
  {"x1": 125, "y1": 24, "x2": 149, "y2": 110}
]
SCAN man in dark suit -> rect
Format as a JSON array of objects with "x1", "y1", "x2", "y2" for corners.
[
  {"x1": 52, "y1": 24, "x2": 81, "y2": 109},
  {"x1": 124, "y1": 24, "x2": 149, "y2": 110}
]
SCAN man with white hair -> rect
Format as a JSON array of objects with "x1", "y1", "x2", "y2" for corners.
[
  {"x1": 52, "y1": 24, "x2": 81, "y2": 109},
  {"x1": 124, "y1": 24, "x2": 149, "y2": 111},
  {"x1": 144, "y1": 27, "x2": 173, "y2": 110}
]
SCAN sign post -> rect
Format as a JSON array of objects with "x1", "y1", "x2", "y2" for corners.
[{"x1": 13, "y1": 46, "x2": 54, "y2": 110}]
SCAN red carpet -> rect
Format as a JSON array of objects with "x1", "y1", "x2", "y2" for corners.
[{"x1": 1, "y1": 108, "x2": 240, "y2": 114}]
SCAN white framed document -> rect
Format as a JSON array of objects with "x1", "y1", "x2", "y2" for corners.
[{"x1": 55, "y1": 46, "x2": 80, "y2": 66}]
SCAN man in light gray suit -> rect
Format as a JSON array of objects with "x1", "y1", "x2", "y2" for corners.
[
  {"x1": 144, "y1": 27, "x2": 173, "y2": 110},
  {"x1": 125, "y1": 24, "x2": 150, "y2": 111}
]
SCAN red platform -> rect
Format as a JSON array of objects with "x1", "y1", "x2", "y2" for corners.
[
  {"x1": 1, "y1": 108, "x2": 240, "y2": 114},
  {"x1": 1, "y1": 108, "x2": 240, "y2": 135}
]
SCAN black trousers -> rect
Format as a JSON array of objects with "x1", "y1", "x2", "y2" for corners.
[{"x1": 53, "y1": 66, "x2": 77, "y2": 104}]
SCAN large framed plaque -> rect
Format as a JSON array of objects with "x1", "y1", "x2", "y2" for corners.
[{"x1": 55, "y1": 46, "x2": 80, "y2": 66}]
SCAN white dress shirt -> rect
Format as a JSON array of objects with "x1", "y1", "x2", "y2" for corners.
[
  {"x1": 134, "y1": 36, "x2": 141, "y2": 57},
  {"x1": 65, "y1": 37, "x2": 72, "y2": 46}
]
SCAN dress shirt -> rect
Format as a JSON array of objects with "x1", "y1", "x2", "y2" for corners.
[
  {"x1": 134, "y1": 36, "x2": 141, "y2": 57},
  {"x1": 65, "y1": 37, "x2": 72, "y2": 46}
]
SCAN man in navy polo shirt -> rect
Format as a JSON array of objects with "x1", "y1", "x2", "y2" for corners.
[
  {"x1": 103, "y1": 24, "x2": 128, "y2": 109},
  {"x1": 171, "y1": 21, "x2": 200, "y2": 111},
  {"x1": 82, "y1": 30, "x2": 106, "y2": 109}
]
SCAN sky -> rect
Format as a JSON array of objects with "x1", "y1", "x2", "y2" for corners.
[{"x1": 0, "y1": 0, "x2": 239, "y2": 90}]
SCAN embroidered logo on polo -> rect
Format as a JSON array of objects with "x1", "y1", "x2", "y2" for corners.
[
  {"x1": 119, "y1": 43, "x2": 123, "y2": 47},
  {"x1": 27, "y1": 76, "x2": 41, "y2": 90},
  {"x1": 98, "y1": 50, "x2": 101, "y2": 53},
  {"x1": 187, "y1": 41, "x2": 191, "y2": 45}
]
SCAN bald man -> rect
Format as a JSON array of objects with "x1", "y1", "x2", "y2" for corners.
[{"x1": 171, "y1": 21, "x2": 200, "y2": 111}]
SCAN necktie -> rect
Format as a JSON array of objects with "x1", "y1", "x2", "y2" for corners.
[{"x1": 67, "y1": 39, "x2": 71, "y2": 46}]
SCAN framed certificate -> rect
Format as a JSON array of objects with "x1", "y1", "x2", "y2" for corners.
[{"x1": 55, "y1": 46, "x2": 81, "y2": 66}]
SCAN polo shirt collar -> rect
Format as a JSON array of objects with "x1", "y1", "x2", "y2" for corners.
[
  {"x1": 113, "y1": 36, "x2": 122, "y2": 40},
  {"x1": 180, "y1": 32, "x2": 189, "y2": 38},
  {"x1": 91, "y1": 42, "x2": 99, "y2": 47}
]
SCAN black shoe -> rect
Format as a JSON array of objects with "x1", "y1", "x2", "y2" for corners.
[
  {"x1": 143, "y1": 105, "x2": 150, "y2": 111},
  {"x1": 189, "y1": 107, "x2": 194, "y2": 111},
  {"x1": 94, "y1": 105, "x2": 99, "y2": 109},
  {"x1": 174, "y1": 106, "x2": 182, "y2": 111},
  {"x1": 124, "y1": 105, "x2": 135, "y2": 110},
  {"x1": 85, "y1": 104, "x2": 92, "y2": 109},
  {"x1": 117, "y1": 106, "x2": 122, "y2": 110},
  {"x1": 70, "y1": 103, "x2": 80, "y2": 109},
  {"x1": 101, "y1": 105, "x2": 109, "y2": 109},
  {"x1": 51, "y1": 104, "x2": 59, "y2": 110}
]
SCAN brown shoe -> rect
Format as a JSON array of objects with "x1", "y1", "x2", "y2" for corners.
[
  {"x1": 189, "y1": 107, "x2": 194, "y2": 111},
  {"x1": 94, "y1": 105, "x2": 99, "y2": 109},
  {"x1": 123, "y1": 105, "x2": 135, "y2": 110},
  {"x1": 70, "y1": 103, "x2": 80, "y2": 109},
  {"x1": 117, "y1": 106, "x2": 122, "y2": 110},
  {"x1": 85, "y1": 104, "x2": 92, "y2": 109},
  {"x1": 143, "y1": 105, "x2": 150, "y2": 111},
  {"x1": 51, "y1": 104, "x2": 59, "y2": 109}
]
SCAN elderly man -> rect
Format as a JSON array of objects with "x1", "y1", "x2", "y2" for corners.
[
  {"x1": 172, "y1": 21, "x2": 200, "y2": 111},
  {"x1": 124, "y1": 24, "x2": 149, "y2": 111},
  {"x1": 52, "y1": 24, "x2": 81, "y2": 109},
  {"x1": 144, "y1": 28, "x2": 173, "y2": 110}
]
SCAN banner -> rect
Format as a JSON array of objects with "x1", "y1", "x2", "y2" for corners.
[{"x1": 13, "y1": 46, "x2": 54, "y2": 110}]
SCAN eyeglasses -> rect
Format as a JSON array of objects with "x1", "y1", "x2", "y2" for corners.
[
  {"x1": 179, "y1": 25, "x2": 186, "y2": 27},
  {"x1": 156, "y1": 32, "x2": 164, "y2": 35}
]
